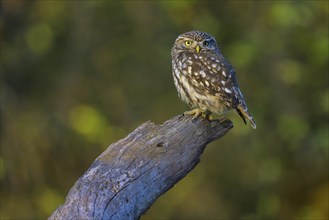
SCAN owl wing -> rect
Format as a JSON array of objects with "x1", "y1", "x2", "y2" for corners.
[
  {"x1": 216, "y1": 59, "x2": 257, "y2": 129},
  {"x1": 184, "y1": 53, "x2": 239, "y2": 105},
  {"x1": 185, "y1": 53, "x2": 256, "y2": 128}
]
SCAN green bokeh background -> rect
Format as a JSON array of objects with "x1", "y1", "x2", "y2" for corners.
[{"x1": 1, "y1": 1, "x2": 328, "y2": 219}]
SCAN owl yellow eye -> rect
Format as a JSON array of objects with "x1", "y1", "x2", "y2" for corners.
[{"x1": 185, "y1": 40, "x2": 192, "y2": 46}]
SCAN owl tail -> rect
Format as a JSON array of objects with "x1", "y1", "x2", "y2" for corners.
[{"x1": 236, "y1": 106, "x2": 257, "y2": 129}]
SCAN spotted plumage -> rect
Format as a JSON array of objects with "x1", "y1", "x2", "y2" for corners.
[{"x1": 171, "y1": 30, "x2": 256, "y2": 129}]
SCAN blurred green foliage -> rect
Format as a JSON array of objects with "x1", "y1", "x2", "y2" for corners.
[{"x1": 1, "y1": 1, "x2": 328, "y2": 219}]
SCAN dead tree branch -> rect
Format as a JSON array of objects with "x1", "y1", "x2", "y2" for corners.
[{"x1": 49, "y1": 115, "x2": 233, "y2": 220}]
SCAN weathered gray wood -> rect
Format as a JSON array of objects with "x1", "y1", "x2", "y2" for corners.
[{"x1": 49, "y1": 115, "x2": 233, "y2": 220}]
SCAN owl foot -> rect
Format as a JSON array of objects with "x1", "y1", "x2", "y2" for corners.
[
  {"x1": 184, "y1": 109, "x2": 212, "y2": 120},
  {"x1": 203, "y1": 111, "x2": 213, "y2": 120},
  {"x1": 206, "y1": 112, "x2": 213, "y2": 120}
]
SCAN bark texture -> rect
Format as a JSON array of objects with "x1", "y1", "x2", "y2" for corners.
[{"x1": 49, "y1": 115, "x2": 233, "y2": 220}]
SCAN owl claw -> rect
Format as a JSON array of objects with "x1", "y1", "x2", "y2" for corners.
[
  {"x1": 206, "y1": 113, "x2": 213, "y2": 120},
  {"x1": 184, "y1": 109, "x2": 213, "y2": 120},
  {"x1": 202, "y1": 111, "x2": 213, "y2": 120},
  {"x1": 184, "y1": 109, "x2": 202, "y2": 120}
]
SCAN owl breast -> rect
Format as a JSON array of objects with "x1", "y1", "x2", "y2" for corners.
[{"x1": 172, "y1": 52, "x2": 232, "y2": 114}]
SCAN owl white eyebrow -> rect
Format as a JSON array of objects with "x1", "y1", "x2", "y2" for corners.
[{"x1": 177, "y1": 36, "x2": 191, "y2": 41}]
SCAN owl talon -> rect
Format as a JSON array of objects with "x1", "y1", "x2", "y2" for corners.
[
  {"x1": 206, "y1": 113, "x2": 213, "y2": 120},
  {"x1": 184, "y1": 109, "x2": 203, "y2": 120},
  {"x1": 202, "y1": 111, "x2": 213, "y2": 120},
  {"x1": 184, "y1": 109, "x2": 212, "y2": 120}
]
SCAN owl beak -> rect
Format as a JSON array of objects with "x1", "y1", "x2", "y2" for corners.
[{"x1": 196, "y1": 45, "x2": 201, "y2": 53}]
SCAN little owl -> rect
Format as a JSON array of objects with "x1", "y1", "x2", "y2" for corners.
[{"x1": 171, "y1": 30, "x2": 256, "y2": 129}]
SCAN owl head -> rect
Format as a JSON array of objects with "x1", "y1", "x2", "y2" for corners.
[{"x1": 172, "y1": 30, "x2": 219, "y2": 54}]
